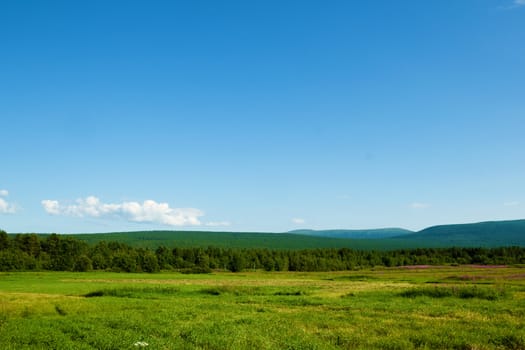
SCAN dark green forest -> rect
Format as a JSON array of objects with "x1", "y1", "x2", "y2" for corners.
[
  {"x1": 1, "y1": 230, "x2": 525, "y2": 273},
  {"x1": 42, "y1": 220, "x2": 525, "y2": 250}
]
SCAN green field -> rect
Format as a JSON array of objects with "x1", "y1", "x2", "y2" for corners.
[{"x1": 1, "y1": 267, "x2": 524, "y2": 349}]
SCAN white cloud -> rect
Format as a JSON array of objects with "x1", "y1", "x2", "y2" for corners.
[
  {"x1": 41, "y1": 200, "x2": 61, "y2": 215},
  {"x1": 504, "y1": 201, "x2": 520, "y2": 207},
  {"x1": 515, "y1": 0, "x2": 525, "y2": 5},
  {"x1": 0, "y1": 198, "x2": 16, "y2": 214},
  {"x1": 292, "y1": 218, "x2": 305, "y2": 224},
  {"x1": 410, "y1": 202, "x2": 430, "y2": 209},
  {"x1": 41, "y1": 196, "x2": 205, "y2": 226},
  {"x1": 0, "y1": 190, "x2": 17, "y2": 214},
  {"x1": 205, "y1": 221, "x2": 231, "y2": 227}
]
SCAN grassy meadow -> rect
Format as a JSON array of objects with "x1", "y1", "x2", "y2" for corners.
[{"x1": 1, "y1": 266, "x2": 524, "y2": 349}]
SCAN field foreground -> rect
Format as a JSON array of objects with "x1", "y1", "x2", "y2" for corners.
[{"x1": 1, "y1": 266, "x2": 524, "y2": 349}]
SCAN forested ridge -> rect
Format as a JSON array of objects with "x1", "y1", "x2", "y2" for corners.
[{"x1": 1, "y1": 230, "x2": 524, "y2": 273}]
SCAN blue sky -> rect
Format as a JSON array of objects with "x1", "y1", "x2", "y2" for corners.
[{"x1": 1, "y1": 0, "x2": 524, "y2": 233}]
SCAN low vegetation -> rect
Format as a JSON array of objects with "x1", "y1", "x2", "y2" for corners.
[
  {"x1": 0, "y1": 267, "x2": 524, "y2": 349},
  {"x1": 399, "y1": 285, "x2": 508, "y2": 300}
]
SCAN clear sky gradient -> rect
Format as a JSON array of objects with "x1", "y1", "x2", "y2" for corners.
[{"x1": 1, "y1": 0, "x2": 524, "y2": 233}]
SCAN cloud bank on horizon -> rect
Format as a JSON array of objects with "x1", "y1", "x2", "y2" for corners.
[{"x1": 41, "y1": 196, "x2": 219, "y2": 227}]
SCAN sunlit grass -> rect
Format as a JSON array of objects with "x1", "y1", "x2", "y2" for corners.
[{"x1": 1, "y1": 267, "x2": 524, "y2": 349}]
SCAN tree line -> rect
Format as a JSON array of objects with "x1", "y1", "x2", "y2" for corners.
[{"x1": 1, "y1": 230, "x2": 524, "y2": 272}]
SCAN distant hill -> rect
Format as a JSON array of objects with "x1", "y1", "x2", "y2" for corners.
[
  {"x1": 12, "y1": 230, "x2": 420, "y2": 250},
  {"x1": 289, "y1": 220, "x2": 525, "y2": 248},
  {"x1": 289, "y1": 228, "x2": 413, "y2": 239},
  {"x1": 64, "y1": 230, "x2": 366, "y2": 250},
  {"x1": 396, "y1": 219, "x2": 525, "y2": 247},
  {"x1": 17, "y1": 219, "x2": 525, "y2": 250}
]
